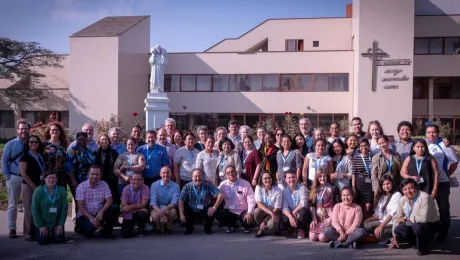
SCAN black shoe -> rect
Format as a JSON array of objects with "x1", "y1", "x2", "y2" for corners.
[
  {"x1": 205, "y1": 229, "x2": 213, "y2": 235},
  {"x1": 184, "y1": 229, "x2": 194, "y2": 235},
  {"x1": 164, "y1": 229, "x2": 172, "y2": 235},
  {"x1": 115, "y1": 221, "x2": 122, "y2": 227},
  {"x1": 9, "y1": 230, "x2": 18, "y2": 239},
  {"x1": 436, "y1": 235, "x2": 447, "y2": 242},
  {"x1": 274, "y1": 231, "x2": 281, "y2": 236},
  {"x1": 417, "y1": 250, "x2": 430, "y2": 256}
]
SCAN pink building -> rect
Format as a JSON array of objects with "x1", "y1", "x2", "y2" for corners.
[{"x1": 0, "y1": 0, "x2": 459, "y2": 143}]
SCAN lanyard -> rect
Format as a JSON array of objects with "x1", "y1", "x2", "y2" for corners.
[
  {"x1": 147, "y1": 145, "x2": 157, "y2": 161},
  {"x1": 361, "y1": 155, "x2": 371, "y2": 176},
  {"x1": 160, "y1": 182, "x2": 169, "y2": 203},
  {"x1": 219, "y1": 154, "x2": 225, "y2": 169},
  {"x1": 291, "y1": 186, "x2": 299, "y2": 206},
  {"x1": 186, "y1": 148, "x2": 194, "y2": 161},
  {"x1": 414, "y1": 156, "x2": 424, "y2": 176},
  {"x1": 315, "y1": 154, "x2": 324, "y2": 171},
  {"x1": 262, "y1": 188, "x2": 270, "y2": 206},
  {"x1": 406, "y1": 192, "x2": 419, "y2": 217},
  {"x1": 43, "y1": 185, "x2": 58, "y2": 205},
  {"x1": 336, "y1": 156, "x2": 344, "y2": 174},
  {"x1": 228, "y1": 180, "x2": 239, "y2": 201},
  {"x1": 192, "y1": 183, "x2": 206, "y2": 202},
  {"x1": 129, "y1": 185, "x2": 141, "y2": 203},
  {"x1": 282, "y1": 150, "x2": 293, "y2": 164},
  {"x1": 317, "y1": 184, "x2": 329, "y2": 204},
  {"x1": 242, "y1": 150, "x2": 253, "y2": 165},
  {"x1": 384, "y1": 154, "x2": 392, "y2": 170},
  {"x1": 29, "y1": 151, "x2": 44, "y2": 173}
]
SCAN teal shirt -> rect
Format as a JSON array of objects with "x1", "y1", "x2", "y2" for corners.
[{"x1": 32, "y1": 185, "x2": 68, "y2": 228}]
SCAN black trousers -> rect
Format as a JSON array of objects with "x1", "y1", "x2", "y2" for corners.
[
  {"x1": 281, "y1": 208, "x2": 312, "y2": 232},
  {"x1": 436, "y1": 181, "x2": 450, "y2": 238},
  {"x1": 184, "y1": 204, "x2": 215, "y2": 232},
  {"x1": 394, "y1": 222, "x2": 439, "y2": 251},
  {"x1": 120, "y1": 211, "x2": 149, "y2": 238},
  {"x1": 216, "y1": 209, "x2": 251, "y2": 229},
  {"x1": 77, "y1": 205, "x2": 120, "y2": 237}
]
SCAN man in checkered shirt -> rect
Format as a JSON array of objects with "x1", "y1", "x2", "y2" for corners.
[
  {"x1": 179, "y1": 168, "x2": 223, "y2": 235},
  {"x1": 76, "y1": 165, "x2": 120, "y2": 239}
]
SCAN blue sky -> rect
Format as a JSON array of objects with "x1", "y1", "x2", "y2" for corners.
[{"x1": 0, "y1": 0, "x2": 351, "y2": 54}]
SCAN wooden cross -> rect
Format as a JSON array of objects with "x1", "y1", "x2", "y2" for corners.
[{"x1": 362, "y1": 40, "x2": 388, "y2": 92}]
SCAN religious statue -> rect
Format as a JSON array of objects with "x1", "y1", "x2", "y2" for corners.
[{"x1": 149, "y1": 45, "x2": 168, "y2": 93}]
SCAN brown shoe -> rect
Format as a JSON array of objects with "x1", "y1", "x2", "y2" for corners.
[{"x1": 9, "y1": 230, "x2": 18, "y2": 239}]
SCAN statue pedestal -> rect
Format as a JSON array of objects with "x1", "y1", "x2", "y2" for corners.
[{"x1": 144, "y1": 92, "x2": 170, "y2": 130}]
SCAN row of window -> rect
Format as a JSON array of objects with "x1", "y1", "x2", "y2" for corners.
[
  {"x1": 413, "y1": 77, "x2": 460, "y2": 99},
  {"x1": 168, "y1": 113, "x2": 348, "y2": 132},
  {"x1": 165, "y1": 73, "x2": 349, "y2": 92},
  {"x1": 285, "y1": 39, "x2": 319, "y2": 51},
  {"x1": 0, "y1": 111, "x2": 69, "y2": 128},
  {"x1": 414, "y1": 37, "x2": 459, "y2": 55}
]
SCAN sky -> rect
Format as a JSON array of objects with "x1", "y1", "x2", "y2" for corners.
[{"x1": 0, "y1": 0, "x2": 351, "y2": 54}]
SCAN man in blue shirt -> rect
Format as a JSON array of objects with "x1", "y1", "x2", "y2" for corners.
[
  {"x1": 137, "y1": 130, "x2": 169, "y2": 188},
  {"x1": 1, "y1": 119, "x2": 30, "y2": 238},
  {"x1": 109, "y1": 127, "x2": 127, "y2": 155},
  {"x1": 67, "y1": 123, "x2": 98, "y2": 153},
  {"x1": 150, "y1": 166, "x2": 180, "y2": 234}
]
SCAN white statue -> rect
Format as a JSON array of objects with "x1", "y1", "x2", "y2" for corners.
[{"x1": 149, "y1": 45, "x2": 168, "y2": 93}]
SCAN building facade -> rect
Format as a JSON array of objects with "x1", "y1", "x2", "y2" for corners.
[{"x1": 0, "y1": 0, "x2": 459, "y2": 142}]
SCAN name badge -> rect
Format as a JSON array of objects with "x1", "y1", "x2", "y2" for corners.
[
  {"x1": 365, "y1": 177, "x2": 372, "y2": 183},
  {"x1": 144, "y1": 165, "x2": 150, "y2": 169},
  {"x1": 229, "y1": 205, "x2": 236, "y2": 209},
  {"x1": 219, "y1": 171, "x2": 224, "y2": 177},
  {"x1": 283, "y1": 166, "x2": 290, "y2": 172},
  {"x1": 242, "y1": 169, "x2": 246, "y2": 174},
  {"x1": 418, "y1": 177, "x2": 424, "y2": 184},
  {"x1": 49, "y1": 207, "x2": 57, "y2": 213},
  {"x1": 197, "y1": 204, "x2": 204, "y2": 210}
]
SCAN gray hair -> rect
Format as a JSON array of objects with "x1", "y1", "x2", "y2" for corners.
[
  {"x1": 191, "y1": 168, "x2": 204, "y2": 176},
  {"x1": 196, "y1": 125, "x2": 208, "y2": 133},
  {"x1": 314, "y1": 127, "x2": 325, "y2": 133},
  {"x1": 82, "y1": 122, "x2": 94, "y2": 130},
  {"x1": 214, "y1": 126, "x2": 228, "y2": 138},
  {"x1": 299, "y1": 118, "x2": 311, "y2": 125},
  {"x1": 239, "y1": 125, "x2": 253, "y2": 136},
  {"x1": 165, "y1": 118, "x2": 176, "y2": 126},
  {"x1": 109, "y1": 127, "x2": 121, "y2": 134}
]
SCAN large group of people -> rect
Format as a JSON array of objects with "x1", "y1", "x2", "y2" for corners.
[{"x1": 1, "y1": 116, "x2": 458, "y2": 256}]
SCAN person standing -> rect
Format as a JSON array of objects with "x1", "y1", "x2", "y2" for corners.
[
  {"x1": 137, "y1": 130, "x2": 169, "y2": 188},
  {"x1": 164, "y1": 118, "x2": 177, "y2": 143},
  {"x1": 42, "y1": 122, "x2": 69, "y2": 189},
  {"x1": 194, "y1": 125, "x2": 209, "y2": 152},
  {"x1": 1, "y1": 119, "x2": 30, "y2": 238},
  {"x1": 109, "y1": 127, "x2": 127, "y2": 155},
  {"x1": 227, "y1": 120, "x2": 241, "y2": 145},
  {"x1": 253, "y1": 127, "x2": 267, "y2": 151},
  {"x1": 351, "y1": 117, "x2": 366, "y2": 141},
  {"x1": 94, "y1": 134, "x2": 119, "y2": 204},
  {"x1": 67, "y1": 123, "x2": 98, "y2": 153},
  {"x1": 299, "y1": 118, "x2": 314, "y2": 149}
]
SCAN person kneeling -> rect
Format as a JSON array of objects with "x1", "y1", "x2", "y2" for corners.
[
  {"x1": 120, "y1": 172, "x2": 150, "y2": 238},
  {"x1": 325, "y1": 187, "x2": 365, "y2": 249},
  {"x1": 281, "y1": 170, "x2": 312, "y2": 239},
  {"x1": 32, "y1": 172, "x2": 68, "y2": 245},
  {"x1": 217, "y1": 166, "x2": 255, "y2": 234},
  {"x1": 76, "y1": 165, "x2": 120, "y2": 239},
  {"x1": 179, "y1": 169, "x2": 223, "y2": 235},
  {"x1": 389, "y1": 179, "x2": 440, "y2": 256},
  {"x1": 254, "y1": 171, "x2": 282, "y2": 238},
  {"x1": 150, "y1": 166, "x2": 180, "y2": 235}
]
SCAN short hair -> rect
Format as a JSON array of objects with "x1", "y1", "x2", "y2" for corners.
[
  {"x1": 157, "y1": 128, "x2": 167, "y2": 134},
  {"x1": 299, "y1": 118, "x2": 311, "y2": 124},
  {"x1": 239, "y1": 125, "x2": 253, "y2": 136},
  {"x1": 256, "y1": 127, "x2": 267, "y2": 133},
  {"x1": 401, "y1": 178, "x2": 419, "y2": 190},
  {"x1": 341, "y1": 186, "x2": 354, "y2": 196},
  {"x1": 109, "y1": 127, "x2": 121, "y2": 134},
  {"x1": 89, "y1": 165, "x2": 101, "y2": 171},
  {"x1": 358, "y1": 138, "x2": 370, "y2": 147},
  {"x1": 40, "y1": 171, "x2": 58, "y2": 185},
  {"x1": 214, "y1": 127, "x2": 228, "y2": 139},
  {"x1": 183, "y1": 132, "x2": 196, "y2": 141},
  {"x1": 377, "y1": 135, "x2": 390, "y2": 143},
  {"x1": 82, "y1": 122, "x2": 94, "y2": 130},
  {"x1": 314, "y1": 127, "x2": 325, "y2": 133},
  {"x1": 191, "y1": 168, "x2": 204, "y2": 176},
  {"x1": 16, "y1": 119, "x2": 31, "y2": 129},
  {"x1": 196, "y1": 125, "x2": 208, "y2": 133},
  {"x1": 330, "y1": 123, "x2": 340, "y2": 129},
  {"x1": 228, "y1": 119, "x2": 238, "y2": 127},
  {"x1": 425, "y1": 124, "x2": 439, "y2": 133},
  {"x1": 76, "y1": 131, "x2": 88, "y2": 140},
  {"x1": 284, "y1": 170, "x2": 296, "y2": 176},
  {"x1": 218, "y1": 137, "x2": 235, "y2": 151},
  {"x1": 146, "y1": 130, "x2": 157, "y2": 136},
  {"x1": 243, "y1": 135, "x2": 254, "y2": 143},
  {"x1": 351, "y1": 117, "x2": 362, "y2": 123},
  {"x1": 165, "y1": 118, "x2": 176, "y2": 126},
  {"x1": 130, "y1": 172, "x2": 143, "y2": 179},
  {"x1": 397, "y1": 121, "x2": 414, "y2": 133},
  {"x1": 132, "y1": 125, "x2": 142, "y2": 131},
  {"x1": 224, "y1": 165, "x2": 236, "y2": 173}
]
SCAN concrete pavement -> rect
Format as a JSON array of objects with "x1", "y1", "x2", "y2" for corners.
[{"x1": 1, "y1": 172, "x2": 459, "y2": 260}]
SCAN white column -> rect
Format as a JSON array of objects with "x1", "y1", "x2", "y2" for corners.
[
  {"x1": 428, "y1": 78, "x2": 434, "y2": 121},
  {"x1": 144, "y1": 92, "x2": 170, "y2": 130}
]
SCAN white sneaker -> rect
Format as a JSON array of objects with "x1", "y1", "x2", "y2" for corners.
[{"x1": 145, "y1": 224, "x2": 153, "y2": 231}]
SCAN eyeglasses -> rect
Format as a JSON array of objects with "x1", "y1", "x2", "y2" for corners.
[{"x1": 29, "y1": 141, "x2": 39, "y2": 144}]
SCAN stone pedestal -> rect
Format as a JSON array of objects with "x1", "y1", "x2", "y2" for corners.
[{"x1": 144, "y1": 92, "x2": 170, "y2": 130}]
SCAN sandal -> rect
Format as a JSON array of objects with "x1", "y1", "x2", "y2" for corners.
[
  {"x1": 255, "y1": 230, "x2": 265, "y2": 238},
  {"x1": 225, "y1": 227, "x2": 235, "y2": 233}
]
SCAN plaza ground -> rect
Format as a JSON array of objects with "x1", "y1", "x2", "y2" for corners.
[{"x1": 1, "y1": 171, "x2": 459, "y2": 260}]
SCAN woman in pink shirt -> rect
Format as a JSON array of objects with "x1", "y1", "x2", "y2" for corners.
[{"x1": 324, "y1": 187, "x2": 366, "y2": 249}]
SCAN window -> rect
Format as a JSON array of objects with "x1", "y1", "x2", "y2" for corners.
[
  {"x1": 246, "y1": 75, "x2": 263, "y2": 92},
  {"x1": 230, "y1": 75, "x2": 249, "y2": 92},
  {"x1": 164, "y1": 75, "x2": 179, "y2": 92},
  {"x1": 197, "y1": 75, "x2": 212, "y2": 91},
  {"x1": 413, "y1": 77, "x2": 429, "y2": 99},
  {"x1": 213, "y1": 75, "x2": 229, "y2": 92},
  {"x1": 318, "y1": 115, "x2": 333, "y2": 129},
  {"x1": 414, "y1": 38, "x2": 429, "y2": 54},
  {"x1": 181, "y1": 75, "x2": 196, "y2": 91},
  {"x1": 262, "y1": 75, "x2": 278, "y2": 92},
  {"x1": 285, "y1": 39, "x2": 304, "y2": 51},
  {"x1": 313, "y1": 41, "x2": 319, "y2": 47},
  {"x1": 0, "y1": 110, "x2": 14, "y2": 128},
  {"x1": 21, "y1": 111, "x2": 69, "y2": 126},
  {"x1": 444, "y1": 37, "x2": 460, "y2": 54},
  {"x1": 280, "y1": 75, "x2": 297, "y2": 91},
  {"x1": 329, "y1": 74, "x2": 349, "y2": 91},
  {"x1": 314, "y1": 74, "x2": 329, "y2": 92},
  {"x1": 429, "y1": 38, "x2": 443, "y2": 54},
  {"x1": 298, "y1": 75, "x2": 313, "y2": 91}
]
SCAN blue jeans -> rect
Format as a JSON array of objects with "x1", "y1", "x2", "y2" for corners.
[{"x1": 35, "y1": 226, "x2": 65, "y2": 245}]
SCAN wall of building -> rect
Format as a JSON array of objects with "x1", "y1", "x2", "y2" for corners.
[
  {"x1": 415, "y1": 0, "x2": 460, "y2": 15},
  {"x1": 206, "y1": 18, "x2": 352, "y2": 52},
  {"x1": 414, "y1": 55, "x2": 460, "y2": 76},
  {"x1": 413, "y1": 99, "x2": 460, "y2": 116},
  {"x1": 69, "y1": 37, "x2": 119, "y2": 129},
  {"x1": 117, "y1": 17, "x2": 151, "y2": 130},
  {"x1": 353, "y1": 0, "x2": 415, "y2": 136}
]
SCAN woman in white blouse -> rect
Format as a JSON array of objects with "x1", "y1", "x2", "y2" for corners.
[
  {"x1": 302, "y1": 139, "x2": 333, "y2": 187},
  {"x1": 217, "y1": 137, "x2": 242, "y2": 183},
  {"x1": 196, "y1": 136, "x2": 219, "y2": 185},
  {"x1": 173, "y1": 132, "x2": 200, "y2": 187},
  {"x1": 254, "y1": 171, "x2": 282, "y2": 238},
  {"x1": 328, "y1": 139, "x2": 352, "y2": 191},
  {"x1": 363, "y1": 175, "x2": 402, "y2": 242}
]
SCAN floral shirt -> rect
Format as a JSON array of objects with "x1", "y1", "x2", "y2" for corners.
[
  {"x1": 114, "y1": 152, "x2": 146, "y2": 185},
  {"x1": 66, "y1": 146, "x2": 96, "y2": 182},
  {"x1": 43, "y1": 141, "x2": 67, "y2": 187}
]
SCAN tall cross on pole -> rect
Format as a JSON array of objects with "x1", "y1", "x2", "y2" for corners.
[{"x1": 362, "y1": 40, "x2": 388, "y2": 92}]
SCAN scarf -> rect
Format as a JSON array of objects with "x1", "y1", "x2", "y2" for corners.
[{"x1": 263, "y1": 145, "x2": 275, "y2": 171}]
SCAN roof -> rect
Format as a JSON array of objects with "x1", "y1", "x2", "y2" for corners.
[{"x1": 71, "y1": 16, "x2": 149, "y2": 37}]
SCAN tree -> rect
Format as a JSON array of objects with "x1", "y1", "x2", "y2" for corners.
[{"x1": 0, "y1": 37, "x2": 64, "y2": 105}]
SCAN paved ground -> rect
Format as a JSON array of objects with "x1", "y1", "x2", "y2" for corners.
[{"x1": 1, "y1": 172, "x2": 459, "y2": 260}]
